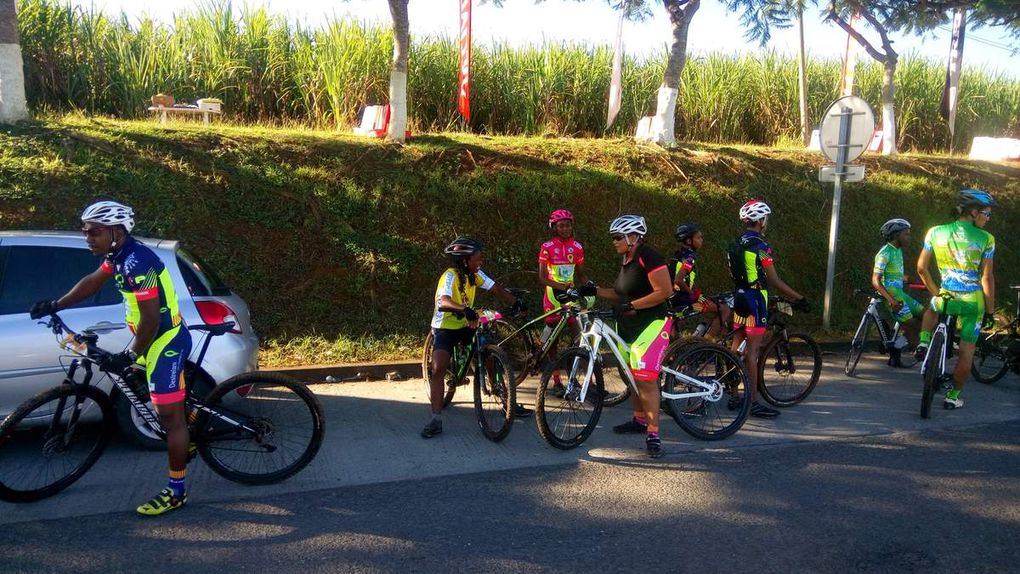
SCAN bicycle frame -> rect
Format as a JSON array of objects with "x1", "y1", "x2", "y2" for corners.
[
  {"x1": 495, "y1": 303, "x2": 577, "y2": 367},
  {"x1": 569, "y1": 311, "x2": 722, "y2": 403},
  {"x1": 853, "y1": 296, "x2": 903, "y2": 348}
]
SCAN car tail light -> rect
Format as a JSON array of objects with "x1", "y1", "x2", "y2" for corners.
[{"x1": 195, "y1": 301, "x2": 242, "y2": 334}]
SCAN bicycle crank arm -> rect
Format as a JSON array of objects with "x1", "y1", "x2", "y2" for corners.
[{"x1": 660, "y1": 367, "x2": 720, "y2": 394}]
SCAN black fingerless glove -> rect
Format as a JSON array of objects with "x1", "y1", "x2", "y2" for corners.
[
  {"x1": 463, "y1": 307, "x2": 479, "y2": 322},
  {"x1": 30, "y1": 299, "x2": 60, "y2": 319}
]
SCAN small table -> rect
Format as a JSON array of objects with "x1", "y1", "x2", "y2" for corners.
[{"x1": 147, "y1": 106, "x2": 222, "y2": 126}]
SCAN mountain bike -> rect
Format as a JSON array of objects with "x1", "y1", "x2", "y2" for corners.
[
  {"x1": 844, "y1": 285, "x2": 927, "y2": 376},
  {"x1": 971, "y1": 285, "x2": 1020, "y2": 384},
  {"x1": 674, "y1": 295, "x2": 822, "y2": 407},
  {"x1": 493, "y1": 289, "x2": 632, "y2": 408},
  {"x1": 0, "y1": 313, "x2": 325, "y2": 503},
  {"x1": 421, "y1": 310, "x2": 516, "y2": 441},
  {"x1": 534, "y1": 300, "x2": 750, "y2": 450},
  {"x1": 918, "y1": 293, "x2": 959, "y2": 419}
]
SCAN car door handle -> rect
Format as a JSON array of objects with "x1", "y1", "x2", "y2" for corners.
[{"x1": 85, "y1": 321, "x2": 128, "y2": 334}]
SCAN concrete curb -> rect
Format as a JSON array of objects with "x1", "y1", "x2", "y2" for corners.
[{"x1": 265, "y1": 340, "x2": 862, "y2": 383}]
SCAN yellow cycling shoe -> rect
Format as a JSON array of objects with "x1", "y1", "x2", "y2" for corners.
[{"x1": 136, "y1": 488, "x2": 187, "y2": 516}]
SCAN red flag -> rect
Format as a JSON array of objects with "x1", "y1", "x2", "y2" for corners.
[{"x1": 458, "y1": 0, "x2": 472, "y2": 124}]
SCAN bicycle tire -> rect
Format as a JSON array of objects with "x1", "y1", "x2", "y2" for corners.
[
  {"x1": 0, "y1": 384, "x2": 114, "y2": 503},
  {"x1": 492, "y1": 319, "x2": 536, "y2": 386},
  {"x1": 598, "y1": 347, "x2": 632, "y2": 407},
  {"x1": 535, "y1": 347, "x2": 604, "y2": 450},
  {"x1": 421, "y1": 331, "x2": 458, "y2": 407},
  {"x1": 474, "y1": 344, "x2": 516, "y2": 442},
  {"x1": 758, "y1": 332, "x2": 822, "y2": 407},
  {"x1": 196, "y1": 372, "x2": 324, "y2": 485},
  {"x1": 844, "y1": 315, "x2": 872, "y2": 377},
  {"x1": 661, "y1": 342, "x2": 750, "y2": 440},
  {"x1": 971, "y1": 333, "x2": 1010, "y2": 384},
  {"x1": 920, "y1": 331, "x2": 945, "y2": 419},
  {"x1": 658, "y1": 337, "x2": 709, "y2": 416}
]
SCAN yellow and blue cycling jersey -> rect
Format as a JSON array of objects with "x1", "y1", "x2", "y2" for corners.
[
  {"x1": 430, "y1": 267, "x2": 495, "y2": 330},
  {"x1": 100, "y1": 235, "x2": 191, "y2": 403}
]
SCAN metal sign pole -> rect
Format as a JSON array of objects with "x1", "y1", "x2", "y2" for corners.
[{"x1": 823, "y1": 106, "x2": 853, "y2": 329}]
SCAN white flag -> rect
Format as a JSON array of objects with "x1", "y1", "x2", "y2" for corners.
[
  {"x1": 941, "y1": 8, "x2": 966, "y2": 139},
  {"x1": 840, "y1": 11, "x2": 860, "y2": 97},
  {"x1": 607, "y1": 9, "x2": 624, "y2": 129}
]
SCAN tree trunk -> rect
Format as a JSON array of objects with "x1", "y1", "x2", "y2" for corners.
[
  {"x1": 0, "y1": 0, "x2": 29, "y2": 123},
  {"x1": 387, "y1": 0, "x2": 410, "y2": 143},
  {"x1": 797, "y1": 5, "x2": 810, "y2": 146},
  {"x1": 638, "y1": 0, "x2": 699, "y2": 148},
  {"x1": 880, "y1": 59, "x2": 896, "y2": 156}
]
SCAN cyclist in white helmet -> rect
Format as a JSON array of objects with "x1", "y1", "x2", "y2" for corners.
[
  {"x1": 872, "y1": 218, "x2": 922, "y2": 367},
  {"x1": 726, "y1": 200, "x2": 809, "y2": 419},
  {"x1": 30, "y1": 200, "x2": 194, "y2": 516},
  {"x1": 577, "y1": 214, "x2": 673, "y2": 458}
]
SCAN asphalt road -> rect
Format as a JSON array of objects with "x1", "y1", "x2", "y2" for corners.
[{"x1": 1, "y1": 351, "x2": 1019, "y2": 573}]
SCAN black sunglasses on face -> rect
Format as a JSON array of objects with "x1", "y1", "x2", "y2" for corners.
[{"x1": 610, "y1": 234, "x2": 626, "y2": 241}]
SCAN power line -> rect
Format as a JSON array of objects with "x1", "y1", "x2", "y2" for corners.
[{"x1": 935, "y1": 25, "x2": 1016, "y2": 51}]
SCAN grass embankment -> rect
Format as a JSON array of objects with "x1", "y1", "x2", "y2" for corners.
[
  {"x1": 1, "y1": 117, "x2": 1018, "y2": 366},
  {"x1": 17, "y1": 0, "x2": 1020, "y2": 152}
]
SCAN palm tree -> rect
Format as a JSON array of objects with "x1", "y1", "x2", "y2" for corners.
[{"x1": 0, "y1": 0, "x2": 29, "y2": 123}]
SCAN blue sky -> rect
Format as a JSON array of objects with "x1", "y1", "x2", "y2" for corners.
[{"x1": 86, "y1": 0, "x2": 1019, "y2": 77}]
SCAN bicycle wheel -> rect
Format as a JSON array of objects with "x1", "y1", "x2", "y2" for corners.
[
  {"x1": 920, "y1": 331, "x2": 945, "y2": 419},
  {"x1": 492, "y1": 319, "x2": 535, "y2": 386},
  {"x1": 758, "y1": 332, "x2": 822, "y2": 407},
  {"x1": 597, "y1": 346, "x2": 631, "y2": 407},
  {"x1": 474, "y1": 344, "x2": 516, "y2": 442},
  {"x1": 421, "y1": 331, "x2": 458, "y2": 407},
  {"x1": 971, "y1": 333, "x2": 1010, "y2": 384},
  {"x1": 535, "y1": 347, "x2": 604, "y2": 450},
  {"x1": 661, "y1": 342, "x2": 750, "y2": 440},
  {"x1": 844, "y1": 315, "x2": 872, "y2": 377},
  {"x1": 0, "y1": 385, "x2": 114, "y2": 503},
  {"x1": 196, "y1": 372, "x2": 324, "y2": 485}
]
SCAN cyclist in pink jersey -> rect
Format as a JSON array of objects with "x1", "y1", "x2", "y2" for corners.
[{"x1": 539, "y1": 209, "x2": 587, "y2": 394}]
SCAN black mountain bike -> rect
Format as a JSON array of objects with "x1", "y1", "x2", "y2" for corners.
[
  {"x1": 421, "y1": 309, "x2": 516, "y2": 442},
  {"x1": 0, "y1": 313, "x2": 325, "y2": 503},
  {"x1": 971, "y1": 285, "x2": 1020, "y2": 384}
]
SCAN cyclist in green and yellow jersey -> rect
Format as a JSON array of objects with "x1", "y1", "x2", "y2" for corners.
[
  {"x1": 872, "y1": 218, "x2": 922, "y2": 367},
  {"x1": 915, "y1": 189, "x2": 997, "y2": 410},
  {"x1": 422, "y1": 237, "x2": 525, "y2": 438}
]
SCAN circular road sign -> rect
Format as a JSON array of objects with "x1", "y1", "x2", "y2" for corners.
[{"x1": 819, "y1": 95, "x2": 875, "y2": 163}]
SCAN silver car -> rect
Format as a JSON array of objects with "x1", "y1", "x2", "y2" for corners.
[{"x1": 0, "y1": 231, "x2": 259, "y2": 447}]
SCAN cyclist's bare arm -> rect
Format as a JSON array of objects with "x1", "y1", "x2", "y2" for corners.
[
  {"x1": 981, "y1": 257, "x2": 995, "y2": 313},
  {"x1": 437, "y1": 295, "x2": 466, "y2": 313},
  {"x1": 763, "y1": 266, "x2": 802, "y2": 301},
  {"x1": 916, "y1": 249, "x2": 939, "y2": 298},
  {"x1": 132, "y1": 297, "x2": 161, "y2": 356},
  {"x1": 673, "y1": 268, "x2": 693, "y2": 294},
  {"x1": 871, "y1": 271, "x2": 900, "y2": 308},
  {"x1": 55, "y1": 268, "x2": 109, "y2": 309},
  {"x1": 489, "y1": 283, "x2": 517, "y2": 305},
  {"x1": 631, "y1": 267, "x2": 672, "y2": 309},
  {"x1": 595, "y1": 286, "x2": 621, "y2": 302}
]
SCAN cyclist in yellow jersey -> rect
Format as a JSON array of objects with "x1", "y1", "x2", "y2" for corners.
[
  {"x1": 30, "y1": 201, "x2": 192, "y2": 516},
  {"x1": 915, "y1": 189, "x2": 997, "y2": 410},
  {"x1": 422, "y1": 237, "x2": 525, "y2": 438}
]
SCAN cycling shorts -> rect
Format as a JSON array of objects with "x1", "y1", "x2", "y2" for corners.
[
  {"x1": 432, "y1": 327, "x2": 475, "y2": 354},
  {"x1": 137, "y1": 325, "x2": 192, "y2": 405},
  {"x1": 886, "y1": 287, "x2": 923, "y2": 323},
  {"x1": 732, "y1": 288, "x2": 768, "y2": 335},
  {"x1": 618, "y1": 316, "x2": 674, "y2": 382},
  {"x1": 931, "y1": 290, "x2": 984, "y2": 344}
]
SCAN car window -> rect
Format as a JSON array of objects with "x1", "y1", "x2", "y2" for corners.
[
  {"x1": 177, "y1": 248, "x2": 231, "y2": 297},
  {"x1": 0, "y1": 246, "x2": 122, "y2": 315}
]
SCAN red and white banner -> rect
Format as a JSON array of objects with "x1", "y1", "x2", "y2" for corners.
[
  {"x1": 839, "y1": 11, "x2": 860, "y2": 97},
  {"x1": 940, "y1": 8, "x2": 966, "y2": 138},
  {"x1": 606, "y1": 8, "x2": 625, "y2": 129},
  {"x1": 458, "y1": 0, "x2": 472, "y2": 124}
]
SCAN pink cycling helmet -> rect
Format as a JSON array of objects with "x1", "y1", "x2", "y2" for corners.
[{"x1": 549, "y1": 209, "x2": 574, "y2": 229}]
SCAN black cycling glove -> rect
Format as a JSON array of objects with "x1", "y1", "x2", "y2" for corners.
[
  {"x1": 463, "y1": 307, "x2": 479, "y2": 322},
  {"x1": 576, "y1": 281, "x2": 598, "y2": 298},
  {"x1": 793, "y1": 297, "x2": 812, "y2": 313},
  {"x1": 509, "y1": 299, "x2": 528, "y2": 315},
  {"x1": 30, "y1": 299, "x2": 60, "y2": 320},
  {"x1": 612, "y1": 302, "x2": 635, "y2": 320},
  {"x1": 101, "y1": 351, "x2": 137, "y2": 375},
  {"x1": 982, "y1": 312, "x2": 996, "y2": 331}
]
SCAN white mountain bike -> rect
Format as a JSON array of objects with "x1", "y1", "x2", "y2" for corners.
[{"x1": 534, "y1": 302, "x2": 751, "y2": 450}]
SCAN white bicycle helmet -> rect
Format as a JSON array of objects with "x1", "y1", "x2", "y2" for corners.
[
  {"x1": 739, "y1": 200, "x2": 771, "y2": 223},
  {"x1": 609, "y1": 214, "x2": 647, "y2": 237},
  {"x1": 880, "y1": 218, "x2": 911, "y2": 240},
  {"x1": 81, "y1": 200, "x2": 135, "y2": 233}
]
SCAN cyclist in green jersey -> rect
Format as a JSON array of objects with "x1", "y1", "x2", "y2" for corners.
[
  {"x1": 872, "y1": 218, "x2": 922, "y2": 367},
  {"x1": 915, "y1": 189, "x2": 996, "y2": 410}
]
